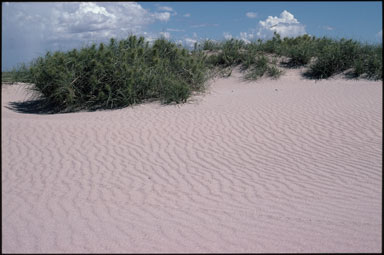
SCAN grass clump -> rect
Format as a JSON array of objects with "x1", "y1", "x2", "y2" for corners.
[
  {"x1": 2, "y1": 63, "x2": 34, "y2": 84},
  {"x1": 200, "y1": 39, "x2": 221, "y2": 51},
  {"x1": 300, "y1": 37, "x2": 382, "y2": 80},
  {"x1": 243, "y1": 55, "x2": 282, "y2": 80},
  {"x1": 352, "y1": 44, "x2": 382, "y2": 80},
  {"x1": 306, "y1": 38, "x2": 361, "y2": 79},
  {"x1": 208, "y1": 39, "x2": 246, "y2": 67},
  {"x1": 204, "y1": 37, "x2": 282, "y2": 80},
  {"x1": 2, "y1": 72, "x2": 14, "y2": 83},
  {"x1": 280, "y1": 35, "x2": 315, "y2": 67},
  {"x1": 14, "y1": 35, "x2": 207, "y2": 112},
  {"x1": 203, "y1": 33, "x2": 381, "y2": 81},
  {"x1": 257, "y1": 32, "x2": 283, "y2": 55},
  {"x1": 7, "y1": 34, "x2": 381, "y2": 113}
]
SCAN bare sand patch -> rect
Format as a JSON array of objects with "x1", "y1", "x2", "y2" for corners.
[{"x1": 2, "y1": 70, "x2": 382, "y2": 253}]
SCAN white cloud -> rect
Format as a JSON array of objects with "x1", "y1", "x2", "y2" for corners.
[
  {"x1": 257, "y1": 10, "x2": 306, "y2": 39},
  {"x1": 11, "y1": 2, "x2": 172, "y2": 43},
  {"x1": 142, "y1": 31, "x2": 170, "y2": 45},
  {"x1": 190, "y1": 23, "x2": 218, "y2": 28},
  {"x1": 246, "y1": 12, "x2": 257, "y2": 18},
  {"x1": 239, "y1": 32, "x2": 253, "y2": 43},
  {"x1": 193, "y1": 32, "x2": 198, "y2": 38},
  {"x1": 158, "y1": 6, "x2": 173, "y2": 12},
  {"x1": 159, "y1": 31, "x2": 171, "y2": 39},
  {"x1": 190, "y1": 24, "x2": 206, "y2": 28},
  {"x1": 157, "y1": 6, "x2": 177, "y2": 16},
  {"x1": 43, "y1": 2, "x2": 173, "y2": 45},
  {"x1": 323, "y1": 25, "x2": 334, "y2": 31},
  {"x1": 55, "y1": 2, "x2": 117, "y2": 35},
  {"x1": 153, "y1": 12, "x2": 171, "y2": 22},
  {"x1": 2, "y1": 2, "x2": 177, "y2": 69},
  {"x1": 185, "y1": 38, "x2": 197, "y2": 48},
  {"x1": 223, "y1": 32, "x2": 233, "y2": 40},
  {"x1": 167, "y1": 28, "x2": 185, "y2": 32},
  {"x1": 183, "y1": 13, "x2": 191, "y2": 17}
]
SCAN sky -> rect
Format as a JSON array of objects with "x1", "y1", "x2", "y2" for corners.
[{"x1": 2, "y1": 1, "x2": 382, "y2": 71}]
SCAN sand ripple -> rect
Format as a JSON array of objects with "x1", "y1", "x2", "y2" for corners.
[{"x1": 2, "y1": 74, "x2": 382, "y2": 253}]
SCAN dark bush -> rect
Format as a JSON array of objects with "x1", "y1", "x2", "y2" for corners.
[{"x1": 21, "y1": 36, "x2": 208, "y2": 112}]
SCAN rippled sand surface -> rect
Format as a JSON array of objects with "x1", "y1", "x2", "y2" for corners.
[{"x1": 2, "y1": 70, "x2": 382, "y2": 253}]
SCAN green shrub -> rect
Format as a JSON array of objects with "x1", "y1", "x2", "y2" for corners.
[
  {"x1": 243, "y1": 55, "x2": 281, "y2": 80},
  {"x1": 5, "y1": 63, "x2": 34, "y2": 83},
  {"x1": 200, "y1": 39, "x2": 220, "y2": 51},
  {"x1": 284, "y1": 42, "x2": 313, "y2": 66},
  {"x1": 162, "y1": 80, "x2": 191, "y2": 104},
  {"x1": 22, "y1": 35, "x2": 208, "y2": 112},
  {"x1": 352, "y1": 44, "x2": 382, "y2": 80},
  {"x1": 214, "y1": 39, "x2": 246, "y2": 67},
  {"x1": 2, "y1": 72, "x2": 14, "y2": 83},
  {"x1": 307, "y1": 38, "x2": 362, "y2": 79},
  {"x1": 259, "y1": 32, "x2": 283, "y2": 54},
  {"x1": 267, "y1": 65, "x2": 282, "y2": 79},
  {"x1": 8, "y1": 34, "x2": 381, "y2": 113}
]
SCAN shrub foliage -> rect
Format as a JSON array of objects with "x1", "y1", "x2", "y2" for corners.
[
  {"x1": 8, "y1": 34, "x2": 382, "y2": 112},
  {"x1": 21, "y1": 36, "x2": 207, "y2": 111}
]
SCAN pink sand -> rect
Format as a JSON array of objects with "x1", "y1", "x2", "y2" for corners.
[{"x1": 2, "y1": 69, "x2": 382, "y2": 253}]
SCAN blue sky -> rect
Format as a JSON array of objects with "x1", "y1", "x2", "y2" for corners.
[{"x1": 2, "y1": 1, "x2": 382, "y2": 71}]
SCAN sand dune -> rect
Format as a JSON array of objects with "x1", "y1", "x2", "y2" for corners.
[{"x1": 2, "y1": 69, "x2": 382, "y2": 253}]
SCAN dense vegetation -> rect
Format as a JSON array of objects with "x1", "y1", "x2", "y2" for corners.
[
  {"x1": 4, "y1": 36, "x2": 207, "y2": 112},
  {"x1": 202, "y1": 38, "x2": 282, "y2": 80},
  {"x1": 199, "y1": 33, "x2": 382, "y2": 80},
  {"x1": 3, "y1": 33, "x2": 382, "y2": 112}
]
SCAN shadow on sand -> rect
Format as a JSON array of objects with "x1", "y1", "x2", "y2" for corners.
[{"x1": 6, "y1": 99, "x2": 58, "y2": 114}]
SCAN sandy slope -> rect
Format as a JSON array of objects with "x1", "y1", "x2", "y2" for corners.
[{"x1": 2, "y1": 69, "x2": 382, "y2": 253}]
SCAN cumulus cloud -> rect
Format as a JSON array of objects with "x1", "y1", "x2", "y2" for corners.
[
  {"x1": 47, "y1": 2, "x2": 173, "y2": 46},
  {"x1": 377, "y1": 30, "x2": 382, "y2": 38},
  {"x1": 223, "y1": 32, "x2": 233, "y2": 40},
  {"x1": 257, "y1": 10, "x2": 306, "y2": 39},
  {"x1": 153, "y1": 12, "x2": 171, "y2": 22},
  {"x1": 183, "y1": 13, "x2": 191, "y2": 17},
  {"x1": 2, "y1": 2, "x2": 176, "y2": 69},
  {"x1": 141, "y1": 32, "x2": 157, "y2": 44},
  {"x1": 55, "y1": 2, "x2": 116, "y2": 35},
  {"x1": 184, "y1": 38, "x2": 197, "y2": 48},
  {"x1": 157, "y1": 6, "x2": 173, "y2": 12},
  {"x1": 323, "y1": 25, "x2": 334, "y2": 31},
  {"x1": 159, "y1": 31, "x2": 171, "y2": 39},
  {"x1": 6, "y1": 2, "x2": 172, "y2": 43},
  {"x1": 246, "y1": 12, "x2": 257, "y2": 18},
  {"x1": 156, "y1": 5, "x2": 177, "y2": 16},
  {"x1": 190, "y1": 23, "x2": 218, "y2": 28},
  {"x1": 239, "y1": 32, "x2": 254, "y2": 43},
  {"x1": 167, "y1": 28, "x2": 185, "y2": 32}
]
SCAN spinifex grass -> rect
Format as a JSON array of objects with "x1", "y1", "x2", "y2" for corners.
[
  {"x1": 305, "y1": 38, "x2": 361, "y2": 79},
  {"x1": 9, "y1": 34, "x2": 382, "y2": 113},
  {"x1": 200, "y1": 39, "x2": 221, "y2": 51},
  {"x1": 202, "y1": 37, "x2": 282, "y2": 80},
  {"x1": 2, "y1": 72, "x2": 14, "y2": 83},
  {"x1": 351, "y1": 44, "x2": 382, "y2": 80},
  {"x1": 203, "y1": 33, "x2": 382, "y2": 80},
  {"x1": 2, "y1": 63, "x2": 34, "y2": 84},
  {"x1": 279, "y1": 35, "x2": 316, "y2": 67},
  {"x1": 243, "y1": 55, "x2": 282, "y2": 80},
  {"x1": 17, "y1": 36, "x2": 208, "y2": 112}
]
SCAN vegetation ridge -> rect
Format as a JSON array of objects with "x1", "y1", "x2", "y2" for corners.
[{"x1": 3, "y1": 33, "x2": 382, "y2": 112}]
